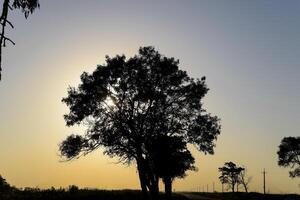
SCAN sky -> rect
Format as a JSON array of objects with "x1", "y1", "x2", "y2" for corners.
[{"x1": 0, "y1": 0, "x2": 299, "y2": 194}]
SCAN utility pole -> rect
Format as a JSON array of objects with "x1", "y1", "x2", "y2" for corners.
[
  {"x1": 213, "y1": 182, "x2": 215, "y2": 192},
  {"x1": 262, "y1": 168, "x2": 267, "y2": 194}
]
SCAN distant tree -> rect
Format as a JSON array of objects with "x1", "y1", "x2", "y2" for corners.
[
  {"x1": 0, "y1": 175, "x2": 11, "y2": 192},
  {"x1": 68, "y1": 185, "x2": 79, "y2": 194},
  {"x1": 238, "y1": 168, "x2": 252, "y2": 193},
  {"x1": 277, "y1": 136, "x2": 300, "y2": 178},
  {"x1": 59, "y1": 46, "x2": 221, "y2": 200},
  {"x1": 218, "y1": 162, "x2": 244, "y2": 193},
  {"x1": 147, "y1": 135, "x2": 196, "y2": 198},
  {"x1": 0, "y1": 0, "x2": 40, "y2": 80}
]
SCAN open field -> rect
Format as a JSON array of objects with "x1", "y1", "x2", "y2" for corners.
[
  {"x1": 1, "y1": 189, "x2": 300, "y2": 200},
  {"x1": 181, "y1": 192, "x2": 300, "y2": 200},
  {"x1": 0, "y1": 189, "x2": 188, "y2": 200}
]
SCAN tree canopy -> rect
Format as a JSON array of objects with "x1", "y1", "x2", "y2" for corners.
[
  {"x1": 277, "y1": 136, "x2": 300, "y2": 178},
  {"x1": 60, "y1": 46, "x2": 221, "y2": 199}
]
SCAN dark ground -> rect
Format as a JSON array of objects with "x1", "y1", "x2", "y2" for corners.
[
  {"x1": 181, "y1": 192, "x2": 300, "y2": 200},
  {"x1": 0, "y1": 189, "x2": 188, "y2": 200},
  {"x1": 1, "y1": 189, "x2": 300, "y2": 200}
]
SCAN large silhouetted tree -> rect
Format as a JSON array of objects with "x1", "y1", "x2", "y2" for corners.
[
  {"x1": 59, "y1": 46, "x2": 221, "y2": 199},
  {"x1": 0, "y1": 0, "x2": 39, "y2": 80},
  {"x1": 277, "y1": 136, "x2": 300, "y2": 178},
  {"x1": 218, "y1": 162, "x2": 244, "y2": 193}
]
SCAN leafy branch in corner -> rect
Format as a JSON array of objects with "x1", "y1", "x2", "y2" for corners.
[{"x1": 0, "y1": 0, "x2": 39, "y2": 81}]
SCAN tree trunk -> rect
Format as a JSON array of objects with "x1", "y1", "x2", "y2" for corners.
[
  {"x1": 243, "y1": 183, "x2": 248, "y2": 193},
  {"x1": 136, "y1": 155, "x2": 160, "y2": 200},
  {"x1": 164, "y1": 177, "x2": 172, "y2": 199},
  {"x1": 136, "y1": 157, "x2": 149, "y2": 200},
  {"x1": 231, "y1": 183, "x2": 235, "y2": 193},
  {"x1": 148, "y1": 174, "x2": 159, "y2": 200}
]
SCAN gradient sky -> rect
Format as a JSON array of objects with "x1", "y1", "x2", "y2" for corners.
[{"x1": 0, "y1": 0, "x2": 299, "y2": 194}]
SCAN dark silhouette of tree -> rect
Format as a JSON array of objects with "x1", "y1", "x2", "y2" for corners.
[
  {"x1": 238, "y1": 168, "x2": 252, "y2": 193},
  {"x1": 277, "y1": 136, "x2": 300, "y2": 178},
  {"x1": 218, "y1": 162, "x2": 244, "y2": 193},
  {"x1": 0, "y1": 175, "x2": 11, "y2": 192},
  {"x1": 59, "y1": 46, "x2": 221, "y2": 199},
  {"x1": 0, "y1": 0, "x2": 39, "y2": 80},
  {"x1": 147, "y1": 135, "x2": 196, "y2": 199},
  {"x1": 68, "y1": 185, "x2": 79, "y2": 194},
  {"x1": 219, "y1": 173, "x2": 228, "y2": 193}
]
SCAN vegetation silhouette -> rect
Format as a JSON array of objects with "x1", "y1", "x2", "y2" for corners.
[
  {"x1": 0, "y1": 176, "x2": 188, "y2": 200},
  {"x1": 238, "y1": 168, "x2": 252, "y2": 193},
  {"x1": 0, "y1": 175, "x2": 11, "y2": 192},
  {"x1": 59, "y1": 46, "x2": 221, "y2": 200},
  {"x1": 0, "y1": 182, "x2": 189, "y2": 200},
  {"x1": 147, "y1": 135, "x2": 196, "y2": 199},
  {"x1": 0, "y1": 175, "x2": 299, "y2": 200},
  {"x1": 218, "y1": 162, "x2": 244, "y2": 193},
  {"x1": 0, "y1": 0, "x2": 39, "y2": 80},
  {"x1": 277, "y1": 136, "x2": 300, "y2": 178}
]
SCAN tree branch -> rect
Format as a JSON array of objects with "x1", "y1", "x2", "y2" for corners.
[{"x1": 0, "y1": 0, "x2": 13, "y2": 80}]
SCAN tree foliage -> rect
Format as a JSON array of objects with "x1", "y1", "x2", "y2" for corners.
[
  {"x1": 147, "y1": 135, "x2": 196, "y2": 197},
  {"x1": 149, "y1": 135, "x2": 196, "y2": 180},
  {"x1": 238, "y1": 168, "x2": 252, "y2": 193},
  {"x1": 60, "y1": 46, "x2": 221, "y2": 199},
  {"x1": 277, "y1": 136, "x2": 300, "y2": 178},
  {"x1": 218, "y1": 162, "x2": 244, "y2": 192},
  {"x1": 0, "y1": 175, "x2": 11, "y2": 192},
  {"x1": 0, "y1": 0, "x2": 39, "y2": 80},
  {"x1": 12, "y1": 0, "x2": 40, "y2": 18}
]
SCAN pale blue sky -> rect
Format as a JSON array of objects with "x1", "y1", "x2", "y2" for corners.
[{"x1": 0, "y1": 0, "x2": 299, "y2": 193}]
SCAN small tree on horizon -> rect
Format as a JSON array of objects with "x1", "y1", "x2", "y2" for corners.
[
  {"x1": 59, "y1": 46, "x2": 221, "y2": 200},
  {"x1": 277, "y1": 136, "x2": 300, "y2": 178},
  {"x1": 238, "y1": 168, "x2": 252, "y2": 193},
  {"x1": 218, "y1": 162, "x2": 244, "y2": 193}
]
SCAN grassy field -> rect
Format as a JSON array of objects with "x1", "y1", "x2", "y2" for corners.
[
  {"x1": 1, "y1": 189, "x2": 300, "y2": 200},
  {"x1": 0, "y1": 188, "x2": 189, "y2": 200},
  {"x1": 181, "y1": 192, "x2": 300, "y2": 200}
]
